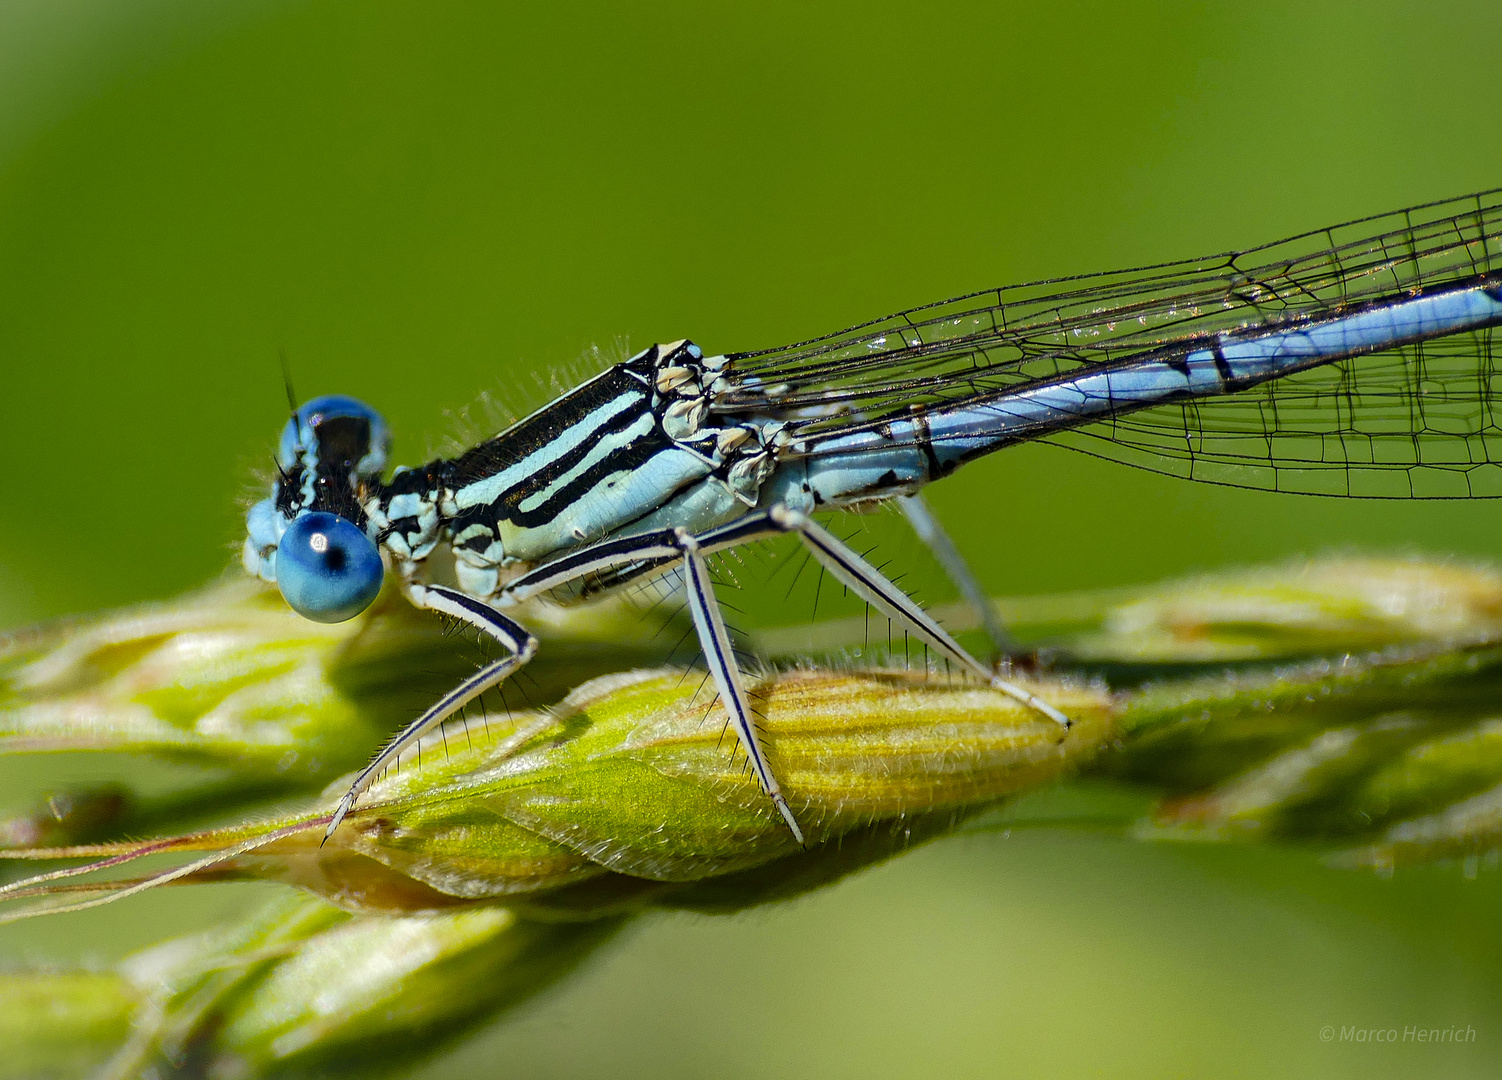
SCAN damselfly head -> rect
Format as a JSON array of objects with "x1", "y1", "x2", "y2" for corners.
[{"x1": 242, "y1": 395, "x2": 391, "y2": 622}]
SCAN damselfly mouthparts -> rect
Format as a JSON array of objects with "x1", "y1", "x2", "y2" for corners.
[{"x1": 245, "y1": 190, "x2": 1502, "y2": 844}]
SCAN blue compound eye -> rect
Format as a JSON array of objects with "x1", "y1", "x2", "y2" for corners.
[{"x1": 275, "y1": 512, "x2": 384, "y2": 623}]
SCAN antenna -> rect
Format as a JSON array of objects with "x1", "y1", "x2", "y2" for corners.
[{"x1": 278, "y1": 346, "x2": 298, "y2": 416}]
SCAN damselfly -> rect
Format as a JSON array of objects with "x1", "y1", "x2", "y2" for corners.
[{"x1": 244, "y1": 190, "x2": 1502, "y2": 844}]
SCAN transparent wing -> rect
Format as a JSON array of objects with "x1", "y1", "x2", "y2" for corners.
[{"x1": 717, "y1": 190, "x2": 1502, "y2": 498}]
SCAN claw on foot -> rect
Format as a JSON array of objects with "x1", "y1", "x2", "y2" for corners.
[
  {"x1": 989, "y1": 675, "x2": 1072, "y2": 730},
  {"x1": 322, "y1": 794, "x2": 356, "y2": 846},
  {"x1": 772, "y1": 792, "x2": 805, "y2": 846}
]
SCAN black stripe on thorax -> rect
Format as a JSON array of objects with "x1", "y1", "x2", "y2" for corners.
[
  {"x1": 443, "y1": 364, "x2": 653, "y2": 490},
  {"x1": 449, "y1": 402, "x2": 670, "y2": 535}
]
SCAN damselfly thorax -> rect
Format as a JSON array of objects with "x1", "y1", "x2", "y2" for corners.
[
  {"x1": 362, "y1": 341, "x2": 945, "y2": 606},
  {"x1": 369, "y1": 344, "x2": 769, "y2": 596},
  {"x1": 244, "y1": 189, "x2": 1502, "y2": 845}
]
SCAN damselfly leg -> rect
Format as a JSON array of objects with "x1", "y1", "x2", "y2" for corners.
[
  {"x1": 690, "y1": 507, "x2": 1069, "y2": 727},
  {"x1": 323, "y1": 586, "x2": 537, "y2": 841}
]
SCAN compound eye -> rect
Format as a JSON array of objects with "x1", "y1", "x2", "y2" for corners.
[{"x1": 275, "y1": 512, "x2": 384, "y2": 623}]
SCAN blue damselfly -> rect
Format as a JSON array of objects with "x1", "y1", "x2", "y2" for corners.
[{"x1": 244, "y1": 190, "x2": 1502, "y2": 844}]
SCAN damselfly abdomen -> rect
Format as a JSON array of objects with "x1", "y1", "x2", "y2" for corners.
[{"x1": 244, "y1": 190, "x2": 1502, "y2": 844}]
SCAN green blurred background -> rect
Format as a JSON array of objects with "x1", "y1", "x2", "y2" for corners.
[{"x1": 3, "y1": 1, "x2": 1502, "y2": 1075}]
